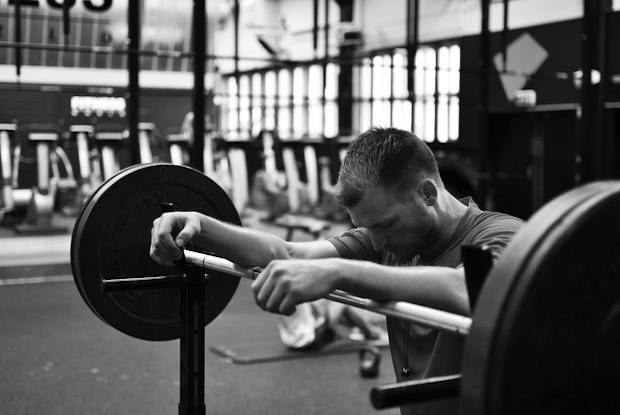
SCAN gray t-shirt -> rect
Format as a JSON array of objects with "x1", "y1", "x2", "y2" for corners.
[{"x1": 328, "y1": 199, "x2": 523, "y2": 415}]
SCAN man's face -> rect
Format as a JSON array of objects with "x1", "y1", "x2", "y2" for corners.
[{"x1": 346, "y1": 183, "x2": 436, "y2": 260}]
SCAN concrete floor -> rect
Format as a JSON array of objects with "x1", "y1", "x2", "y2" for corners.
[{"x1": 0, "y1": 212, "x2": 400, "y2": 415}]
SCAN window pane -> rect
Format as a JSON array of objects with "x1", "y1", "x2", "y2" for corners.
[
  {"x1": 424, "y1": 100, "x2": 435, "y2": 142},
  {"x1": 227, "y1": 77, "x2": 238, "y2": 135},
  {"x1": 414, "y1": 101, "x2": 424, "y2": 139},
  {"x1": 228, "y1": 76, "x2": 238, "y2": 96},
  {"x1": 360, "y1": 59, "x2": 372, "y2": 99},
  {"x1": 252, "y1": 107, "x2": 263, "y2": 135},
  {"x1": 252, "y1": 73, "x2": 262, "y2": 96},
  {"x1": 438, "y1": 46, "x2": 449, "y2": 95},
  {"x1": 449, "y1": 45, "x2": 460, "y2": 94},
  {"x1": 360, "y1": 102, "x2": 372, "y2": 132},
  {"x1": 372, "y1": 100, "x2": 390, "y2": 127},
  {"x1": 240, "y1": 103, "x2": 250, "y2": 135},
  {"x1": 449, "y1": 96, "x2": 459, "y2": 140},
  {"x1": 293, "y1": 105, "x2": 305, "y2": 137},
  {"x1": 278, "y1": 70, "x2": 291, "y2": 138},
  {"x1": 278, "y1": 107, "x2": 291, "y2": 138},
  {"x1": 227, "y1": 109, "x2": 238, "y2": 135},
  {"x1": 325, "y1": 102, "x2": 338, "y2": 138},
  {"x1": 308, "y1": 103, "x2": 323, "y2": 137},
  {"x1": 239, "y1": 75, "x2": 249, "y2": 96},
  {"x1": 450, "y1": 45, "x2": 461, "y2": 70},
  {"x1": 424, "y1": 48, "x2": 436, "y2": 96},
  {"x1": 393, "y1": 51, "x2": 408, "y2": 99},
  {"x1": 372, "y1": 55, "x2": 391, "y2": 99},
  {"x1": 264, "y1": 71, "x2": 276, "y2": 131},
  {"x1": 265, "y1": 71, "x2": 276, "y2": 97},
  {"x1": 308, "y1": 65, "x2": 323, "y2": 99},
  {"x1": 372, "y1": 56, "x2": 383, "y2": 98},
  {"x1": 415, "y1": 50, "x2": 425, "y2": 98},
  {"x1": 265, "y1": 107, "x2": 275, "y2": 130},
  {"x1": 325, "y1": 63, "x2": 339, "y2": 99},
  {"x1": 252, "y1": 74, "x2": 263, "y2": 134},
  {"x1": 393, "y1": 100, "x2": 412, "y2": 131},
  {"x1": 437, "y1": 96, "x2": 448, "y2": 143},
  {"x1": 278, "y1": 69, "x2": 291, "y2": 101},
  {"x1": 293, "y1": 67, "x2": 305, "y2": 104},
  {"x1": 239, "y1": 76, "x2": 250, "y2": 136}
]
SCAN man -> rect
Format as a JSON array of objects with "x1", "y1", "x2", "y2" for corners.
[{"x1": 150, "y1": 127, "x2": 523, "y2": 414}]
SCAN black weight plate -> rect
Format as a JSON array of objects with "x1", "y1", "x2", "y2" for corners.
[
  {"x1": 71, "y1": 163, "x2": 241, "y2": 341},
  {"x1": 462, "y1": 181, "x2": 620, "y2": 414}
]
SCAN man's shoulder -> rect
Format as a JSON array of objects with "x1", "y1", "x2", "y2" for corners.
[
  {"x1": 462, "y1": 209, "x2": 525, "y2": 259},
  {"x1": 474, "y1": 209, "x2": 525, "y2": 229}
]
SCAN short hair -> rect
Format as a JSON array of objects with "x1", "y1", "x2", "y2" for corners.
[{"x1": 336, "y1": 127, "x2": 441, "y2": 207}]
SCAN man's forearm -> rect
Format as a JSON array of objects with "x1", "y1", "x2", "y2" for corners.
[
  {"x1": 332, "y1": 259, "x2": 470, "y2": 316},
  {"x1": 193, "y1": 215, "x2": 291, "y2": 267}
]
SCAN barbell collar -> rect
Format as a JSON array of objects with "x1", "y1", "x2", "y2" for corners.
[
  {"x1": 370, "y1": 374, "x2": 462, "y2": 409},
  {"x1": 183, "y1": 250, "x2": 472, "y2": 335}
]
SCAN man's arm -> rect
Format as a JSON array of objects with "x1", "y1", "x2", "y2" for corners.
[
  {"x1": 252, "y1": 257, "x2": 470, "y2": 317},
  {"x1": 150, "y1": 212, "x2": 340, "y2": 267}
]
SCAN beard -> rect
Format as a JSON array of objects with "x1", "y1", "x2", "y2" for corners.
[{"x1": 389, "y1": 215, "x2": 440, "y2": 263}]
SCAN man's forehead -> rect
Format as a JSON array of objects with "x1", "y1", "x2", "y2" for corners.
[{"x1": 348, "y1": 189, "x2": 395, "y2": 227}]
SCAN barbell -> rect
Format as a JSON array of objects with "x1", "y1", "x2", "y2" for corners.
[{"x1": 71, "y1": 163, "x2": 620, "y2": 414}]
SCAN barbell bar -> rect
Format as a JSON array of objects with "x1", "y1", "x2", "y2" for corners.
[{"x1": 181, "y1": 250, "x2": 472, "y2": 335}]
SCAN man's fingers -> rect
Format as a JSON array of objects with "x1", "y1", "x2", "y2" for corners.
[
  {"x1": 264, "y1": 281, "x2": 289, "y2": 313},
  {"x1": 278, "y1": 294, "x2": 298, "y2": 316},
  {"x1": 149, "y1": 213, "x2": 186, "y2": 264},
  {"x1": 251, "y1": 261, "x2": 274, "y2": 295},
  {"x1": 175, "y1": 220, "x2": 200, "y2": 248}
]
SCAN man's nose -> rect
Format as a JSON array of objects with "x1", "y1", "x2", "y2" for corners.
[{"x1": 369, "y1": 231, "x2": 387, "y2": 251}]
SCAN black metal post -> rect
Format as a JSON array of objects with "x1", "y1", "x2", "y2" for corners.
[
  {"x1": 178, "y1": 268, "x2": 206, "y2": 415},
  {"x1": 322, "y1": 0, "x2": 330, "y2": 136},
  {"x1": 233, "y1": 0, "x2": 241, "y2": 140},
  {"x1": 13, "y1": 0, "x2": 21, "y2": 77},
  {"x1": 479, "y1": 0, "x2": 492, "y2": 208},
  {"x1": 191, "y1": 0, "x2": 206, "y2": 171},
  {"x1": 337, "y1": 0, "x2": 354, "y2": 137},
  {"x1": 406, "y1": 0, "x2": 419, "y2": 133},
  {"x1": 502, "y1": 0, "x2": 508, "y2": 72},
  {"x1": 127, "y1": 0, "x2": 141, "y2": 165},
  {"x1": 313, "y1": 0, "x2": 319, "y2": 56},
  {"x1": 370, "y1": 374, "x2": 461, "y2": 409},
  {"x1": 578, "y1": 0, "x2": 610, "y2": 182},
  {"x1": 62, "y1": 0, "x2": 70, "y2": 42},
  {"x1": 599, "y1": 2, "x2": 613, "y2": 177}
]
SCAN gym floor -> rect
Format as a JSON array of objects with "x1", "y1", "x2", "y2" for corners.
[{"x1": 0, "y1": 211, "x2": 399, "y2": 415}]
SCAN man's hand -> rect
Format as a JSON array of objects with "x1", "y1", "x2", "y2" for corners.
[
  {"x1": 251, "y1": 258, "x2": 340, "y2": 315},
  {"x1": 150, "y1": 212, "x2": 204, "y2": 265}
]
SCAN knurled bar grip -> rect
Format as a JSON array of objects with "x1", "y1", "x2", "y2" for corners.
[{"x1": 183, "y1": 250, "x2": 472, "y2": 335}]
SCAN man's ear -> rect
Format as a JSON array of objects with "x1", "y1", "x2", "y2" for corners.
[{"x1": 418, "y1": 179, "x2": 438, "y2": 206}]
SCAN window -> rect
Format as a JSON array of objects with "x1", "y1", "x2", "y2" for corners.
[
  {"x1": 226, "y1": 76, "x2": 238, "y2": 139},
  {"x1": 264, "y1": 71, "x2": 276, "y2": 131},
  {"x1": 239, "y1": 75, "x2": 250, "y2": 139},
  {"x1": 278, "y1": 69, "x2": 292, "y2": 139},
  {"x1": 354, "y1": 43, "x2": 460, "y2": 142},
  {"x1": 292, "y1": 67, "x2": 307, "y2": 137},
  {"x1": 324, "y1": 63, "x2": 339, "y2": 138},
  {"x1": 220, "y1": 43, "x2": 460, "y2": 142},
  {"x1": 251, "y1": 73, "x2": 263, "y2": 137},
  {"x1": 308, "y1": 65, "x2": 323, "y2": 137}
]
